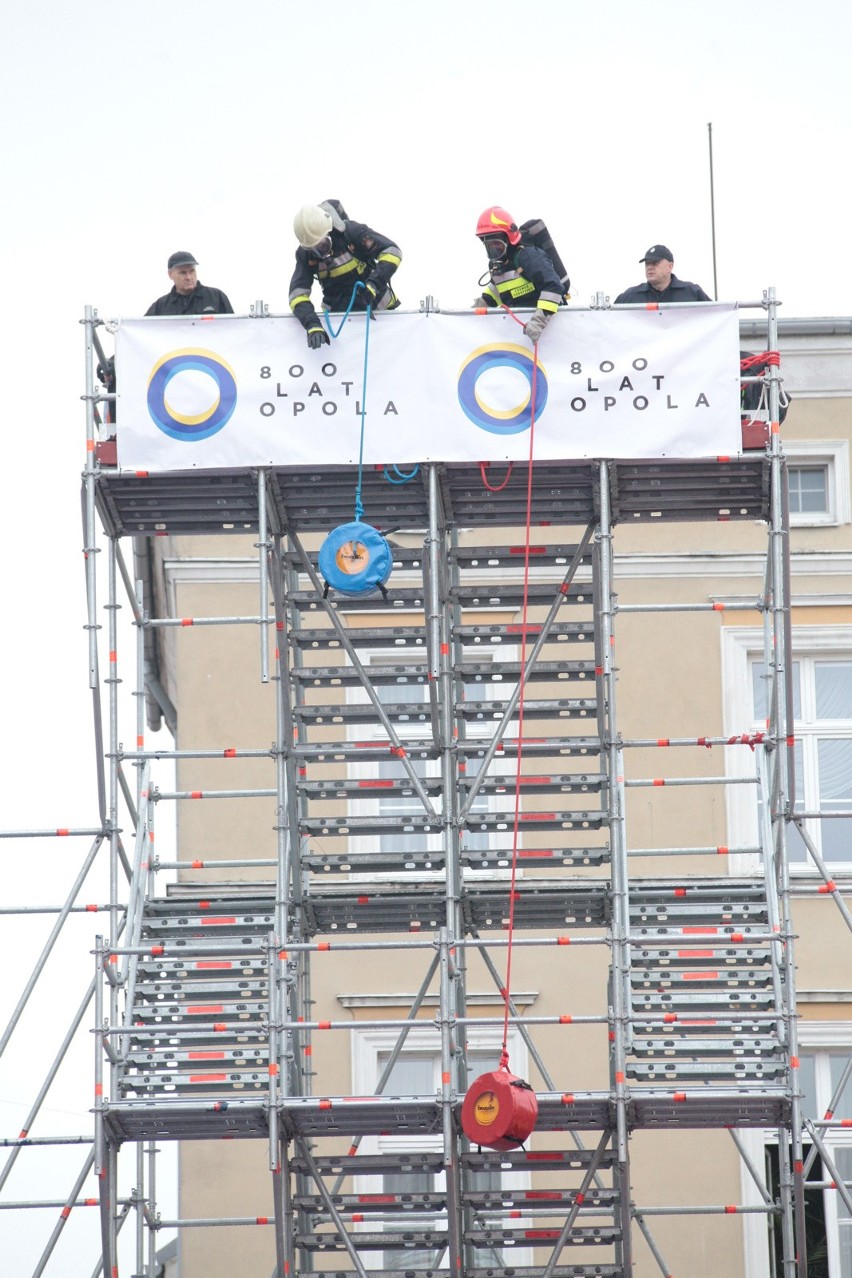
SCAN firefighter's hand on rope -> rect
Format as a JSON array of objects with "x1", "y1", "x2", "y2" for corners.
[
  {"x1": 307, "y1": 327, "x2": 330, "y2": 350},
  {"x1": 523, "y1": 309, "x2": 550, "y2": 343}
]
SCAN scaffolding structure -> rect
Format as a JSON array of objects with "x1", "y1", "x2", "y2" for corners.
[{"x1": 5, "y1": 293, "x2": 851, "y2": 1278}]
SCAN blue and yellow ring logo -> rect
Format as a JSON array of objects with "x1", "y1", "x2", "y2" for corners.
[
  {"x1": 147, "y1": 348, "x2": 237, "y2": 441},
  {"x1": 457, "y1": 343, "x2": 548, "y2": 435}
]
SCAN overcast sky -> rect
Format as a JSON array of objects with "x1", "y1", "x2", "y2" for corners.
[{"x1": 1, "y1": 0, "x2": 850, "y2": 1271}]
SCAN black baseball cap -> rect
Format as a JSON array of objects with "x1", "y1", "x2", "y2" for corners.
[
  {"x1": 640, "y1": 244, "x2": 673, "y2": 263},
  {"x1": 168, "y1": 251, "x2": 198, "y2": 269}
]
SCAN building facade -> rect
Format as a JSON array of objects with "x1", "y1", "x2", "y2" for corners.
[{"x1": 90, "y1": 312, "x2": 852, "y2": 1277}]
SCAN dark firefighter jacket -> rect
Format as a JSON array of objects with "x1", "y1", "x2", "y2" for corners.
[
  {"x1": 482, "y1": 244, "x2": 564, "y2": 313},
  {"x1": 288, "y1": 221, "x2": 402, "y2": 332}
]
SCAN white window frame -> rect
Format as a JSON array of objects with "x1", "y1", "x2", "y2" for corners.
[
  {"x1": 351, "y1": 1022, "x2": 533, "y2": 1269},
  {"x1": 740, "y1": 1022, "x2": 852, "y2": 1278},
  {"x1": 785, "y1": 440, "x2": 850, "y2": 528},
  {"x1": 723, "y1": 626, "x2": 852, "y2": 876}
]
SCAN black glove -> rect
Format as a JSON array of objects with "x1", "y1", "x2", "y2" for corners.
[
  {"x1": 360, "y1": 280, "x2": 378, "y2": 306},
  {"x1": 307, "y1": 327, "x2": 330, "y2": 350}
]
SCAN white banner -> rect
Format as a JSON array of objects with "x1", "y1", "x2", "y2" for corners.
[{"x1": 114, "y1": 305, "x2": 742, "y2": 471}]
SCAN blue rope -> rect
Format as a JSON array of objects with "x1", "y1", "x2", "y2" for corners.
[
  {"x1": 323, "y1": 281, "x2": 367, "y2": 340},
  {"x1": 320, "y1": 281, "x2": 373, "y2": 522},
  {"x1": 383, "y1": 463, "x2": 420, "y2": 485},
  {"x1": 352, "y1": 283, "x2": 372, "y2": 521}
]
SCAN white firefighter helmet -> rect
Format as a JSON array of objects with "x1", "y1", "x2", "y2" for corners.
[{"x1": 294, "y1": 204, "x2": 333, "y2": 249}]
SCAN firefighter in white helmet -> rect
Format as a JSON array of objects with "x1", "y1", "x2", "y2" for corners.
[{"x1": 289, "y1": 200, "x2": 402, "y2": 349}]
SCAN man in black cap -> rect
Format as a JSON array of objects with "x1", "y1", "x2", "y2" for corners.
[
  {"x1": 614, "y1": 245, "x2": 710, "y2": 305},
  {"x1": 97, "y1": 253, "x2": 234, "y2": 436},
  {"x1": 146, "y1": 251, "x2": 234, "y2": 316}
]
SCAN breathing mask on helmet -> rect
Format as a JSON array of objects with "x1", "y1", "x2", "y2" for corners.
[{"x1": 481, "y1": 234, "x2": 510, "y2": 264}]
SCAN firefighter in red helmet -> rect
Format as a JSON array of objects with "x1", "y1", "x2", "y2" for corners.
[{"x1": 474, "y1": 206, "x2": 564, "y2": 343}]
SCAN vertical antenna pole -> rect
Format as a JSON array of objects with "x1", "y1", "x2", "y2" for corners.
[{"x1": 708, "y1": 122, "x2": 719, "y2": 300}]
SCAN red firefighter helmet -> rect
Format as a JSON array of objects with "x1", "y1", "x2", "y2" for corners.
[{"x1": 476, "y1": 206, "x2": 521, "y2": 246}]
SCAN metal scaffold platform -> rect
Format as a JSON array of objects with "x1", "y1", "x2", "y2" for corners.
[
  {"x1": 86, "y1": 441, "x2": 789, "y2": 1278},
  {"x1": 5, "y1": 293, "x2": 842, "y2": 1278},
  {"x1": 93, "y1": 456, "x2": 770, "y2": 539}
]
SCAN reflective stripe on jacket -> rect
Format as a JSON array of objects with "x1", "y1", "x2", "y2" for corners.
[
  {"x1": 482, "y1": 244, "x2": 563, "y2": 313},
  {"x1": 289, "y1": 220, "x2": 401, "y2": 331}
]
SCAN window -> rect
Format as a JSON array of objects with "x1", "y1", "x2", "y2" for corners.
[
  {"x1": 377, "y1": 1053, "x2": 443, "y2": 1270},
  {"x1": 371, "y1": 755, "x2": 499, "y2": 858},
  {"x1": 348, "y1": 652, "x2": 516, "y2": 878},
  {"x1": 723, "y1": 628, "x2": 852, "y2": 876},
  {"x1": 741, "y1": 1029, "x2": 852, "y2": 1278},
  {"x1": 352, "y1": 1025, "x2": 532, "y2": 1271},
  {"x1": 784, "y1": 443, "x2": 850, "y2": 528},
  {"x1": 751, "y1": 657, "x2": 852, "y2": 866},
  {"x1": 789, "y1": 465, "x2": 829, "y2": 516}
]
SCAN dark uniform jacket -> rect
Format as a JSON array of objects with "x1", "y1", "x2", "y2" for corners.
[
  {"x1": 289, "y1": 221, "x2": 402, "y2": 332},
  {"x1": 481, "y1": 244, "x2": 565, "y2": 314},
  {"x1": 614, "y1": 275, "x2": 711, "y2": 305},
  {"x1": 145, "y1": 283, "x2": 234, "y2": 316}
]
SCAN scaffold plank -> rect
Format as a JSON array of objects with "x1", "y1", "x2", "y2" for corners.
[{"x1": 93, "y1": 458, "x2": 770, "y2": 538}]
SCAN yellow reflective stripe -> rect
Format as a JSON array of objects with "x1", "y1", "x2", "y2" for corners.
[
  {"x1": 539, "y1": 298, "x2": 559, "y2": 313},
  {"x1": 289, "y1": 292, "x2": 312, "y2": 309},
  {"x1": 377, "y1": 251, "x2": 401, "y2": 267},
  {"x1": 327, "y1": 259, "x2": 360, "y2": 279},
  {"x1": 498, "y1": 279, "x2": 535, "y2": 299}
]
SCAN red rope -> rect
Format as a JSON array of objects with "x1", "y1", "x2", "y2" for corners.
[
  {"x1": 480, "y1": 461, "x2": 514, "y2": 492},
  {"x1": 478, "y1": 302, "x2": 536, "y2": 497},
  {"x1": 740, "y1": 351, "x2": 780, "y2": 373},
  {"x1": 497, "y1": 303, "x2": 539, "y2": 1068}
]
